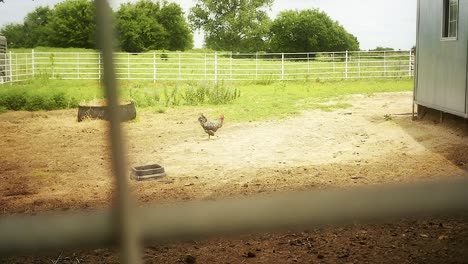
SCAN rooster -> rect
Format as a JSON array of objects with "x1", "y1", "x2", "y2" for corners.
[{"x1": 198, "y1": 113, "x2": 224, "y2": 140}]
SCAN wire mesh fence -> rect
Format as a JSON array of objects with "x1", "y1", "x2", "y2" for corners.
[
  {"x1": 0, "y1": 49, "x2": 414, "y2": 84},
  {"x1": 2, "y1": 1, "x2": 466, "y2": 263}
]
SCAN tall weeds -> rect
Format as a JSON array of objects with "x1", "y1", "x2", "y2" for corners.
[
  {"x1": 181, "y1": 82, "x2": 240, "y2": 105},
  {"x1": 0, "y1": 80, "x2": 241, "y2": 111}
]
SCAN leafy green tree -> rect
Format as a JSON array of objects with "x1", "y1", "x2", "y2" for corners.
[
  {"x1": 157, "y1": 2, "x2": 193, "y2": 51},
  {"x1": 0, "y1": 23, "x2": 27, "y2": 48},
  {"x1": 116, "y1": 0, "x2": 192, "y2": 52},
  {"x1": 116, "y1": 0, "x2": 168, "y2": 52},
  {"x1": 189, "y1": 0, "x2": 273, "y2": 52},
  {"x1": 46, "y1": 0, "x2": 97, "y2": 48},
  {"x1": 269, "y1": 9, "x2": 359, "y2": 53},
  {"x1": 0, "y1": 7, "x2": 51, "y2": 48},
  {"x1": 23, "y1": 6, "x2": 52, "y2": 47}
]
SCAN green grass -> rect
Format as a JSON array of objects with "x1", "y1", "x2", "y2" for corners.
[
  {"x1": 0, "y1": 78, "x2": 413, "y2": 121},
  {"x1": 210, "y1": 79, "x2": 412, "y2": 121}
]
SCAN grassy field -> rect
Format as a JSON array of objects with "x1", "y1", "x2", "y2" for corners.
[{"x1": 0, "y1": 78, "x2": 413, "y2": 120}]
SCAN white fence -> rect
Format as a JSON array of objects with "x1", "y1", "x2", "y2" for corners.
[{"x1": 0, "y1": 50, "x2": 414, "y2": 84}]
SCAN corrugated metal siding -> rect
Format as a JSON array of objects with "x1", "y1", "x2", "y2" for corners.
[{"x1": 415, "y1": 0, "x2": 468, "y2": 116}]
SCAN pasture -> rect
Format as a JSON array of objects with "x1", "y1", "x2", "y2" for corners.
[{"x1": 1, "y1": 79, "x2": 468, "y2": 263}]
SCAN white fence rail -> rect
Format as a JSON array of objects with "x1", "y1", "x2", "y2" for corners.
[{"x1": 0, "y1": 50, "x2": 414, "y2": 84}]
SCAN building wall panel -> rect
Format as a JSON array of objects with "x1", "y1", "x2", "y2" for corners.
[{"x1": 416, "y1": 0, "x2": 468, "y2": 115}]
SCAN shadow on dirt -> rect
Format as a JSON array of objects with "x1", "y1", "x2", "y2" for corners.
[{"x1": 391, "y1": 107, "x2": 468, "y2": 174}]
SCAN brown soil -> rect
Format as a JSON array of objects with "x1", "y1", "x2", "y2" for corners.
[{"x1": 1, "y1": 91, "x2": 468, "y2": 263}]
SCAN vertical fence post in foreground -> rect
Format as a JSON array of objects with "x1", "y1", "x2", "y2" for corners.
[
  {"x1": 95, "y1": 0, "x2": 141, "y2": 263},
  {"x1": 31, "y1": 49, "x2": 35, "y2": 78},
  {"x1": 345, "y1": 50, "x2": 348, "y2": 79}
]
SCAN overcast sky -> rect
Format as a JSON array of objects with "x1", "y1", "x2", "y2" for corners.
[{"x1": 0, "y1": 0, "x2": 417, "y2": 50}]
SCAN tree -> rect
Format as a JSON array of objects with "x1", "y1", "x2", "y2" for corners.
[
  {"x1": 23, "y1": 6, "x2": 52, "y2": 47},
  {"x1": 189, "y1": 0, "x2": 273, "y2": 52},
  {"x1": 115, "y1": 0, "x2": 192, "y2": 52},
  {"x1": 157, "y1": 2, "x2": 193, "y2": 51},
  {"x1": 46, "y1": 0, "x2": 97, "y2": 48},
  {"x1": 269, "y1": 9, "x2": 359, "y2": 53},
  {"x1": 0, "y1": 23, "x2": 26, "y2": 48},
  {"x1": 0, "y1": 7, "x2": 51, "y2": 48}
]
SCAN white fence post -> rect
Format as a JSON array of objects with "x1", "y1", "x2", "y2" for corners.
[
  {"x1": 214, "y1": 52, "x2": 218, "y2": 83},
  {"x1": 345, "y1": 50, "x2": 348, "y2": 79},
  {"x1": 255, "y1": 52, "x2": 258, "y2": 80},
  {"x1": 204, "y1": 53, "x2": 207, "y2": 80},
  {"x1": 31, "y1": 49, "x2": 35, "y2": 78},
  {"x1": 178, "y1": 53, "x2": 181, "y2": 80},
  {"x1": 332, "y1": 52, "x2": 335, "y2": 73},
  {"x1": 230, "y1": 52, "x2": 233, "y2": 80},
  {"x1": 153, "y1": 52, "x2": 156, "y2": 82},
  {"x1": 77, "y1": 53, "x2": 80, "y2": 79},
  {"x1": 383, "y1": 51, "x2": 387, "y2": 77},
  {"x1": 127, "y1": 53, "x2": 130, "y2": 79},
  {"x1": 358, "y1": 51, "x2": 361, "y2": 78},
  {"x1": 408, "y1": 49, "x2": 413, "y2": 77},
  {"x1": 98, "y1": 52, "x2": 102, "y2": 81},
  {"x1": 9, "y1": 51, "x2": 13, "y2": 82},
  {"x1": 281, "y1": 53, "x2": 284, "y2": 80}
]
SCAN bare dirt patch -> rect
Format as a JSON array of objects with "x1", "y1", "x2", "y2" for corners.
[{"x1": 1, "y1": 91, "x2": 468, "y2": 263}]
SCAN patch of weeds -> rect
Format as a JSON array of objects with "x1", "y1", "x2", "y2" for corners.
[
  {"x1": 126, "y1": 85, "x2": 160, "y2": 107},
  {"x1": 255, "y1": 74, "x2": 275, "y2": 85},
  {"x1": 384, "y1": 114, "x2": 393, "y2": 121},
  {"x1": 273, "y1": 82, "x2": 286, "y2": 94},
  {"x1": 153, "y1": 107, "x2": 166, "y2": 114},
  {"x1": 2, "y1": 91, "x2": 27, "y2": 110},
  {"x1": 207, "y1": 81, "x2": 240, "y2": 105},
  {"x1": 181, "y1": 83, "x2": 208, "y2": 105},
  {"x1": 51, "y1": 92, "x2": 68, "y2": 109},
  {"x1": 162, "y1": 85, "x2": 180, "y2": 107}
]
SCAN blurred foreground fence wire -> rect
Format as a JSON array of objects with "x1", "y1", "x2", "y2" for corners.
[
  {"x1": 1, "y1": 178, "x2": 468, "y2": 257},
  {"x1": 0, "y1": 0, "x2": 465, "y2": 263}
]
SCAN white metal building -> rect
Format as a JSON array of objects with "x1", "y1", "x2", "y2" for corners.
[{"x1": 414, "y1": 0, "x2": 468, "y2": 118}]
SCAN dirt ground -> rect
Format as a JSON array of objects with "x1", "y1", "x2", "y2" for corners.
[{"x1": 1, "y1": 91, "x2": 468, "y2": 263}]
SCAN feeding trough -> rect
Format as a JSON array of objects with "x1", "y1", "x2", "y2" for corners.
[
  {"x1": 77, "y1": 100, "x2": 136, "y2": 122},
  {"x1": 130, "y1": 164, "x2": 166, "y2": 181}
]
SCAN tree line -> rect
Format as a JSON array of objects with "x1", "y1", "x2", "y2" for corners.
[{"x1": 0, "y1": 0, "x2": 360, "y2": 53}]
